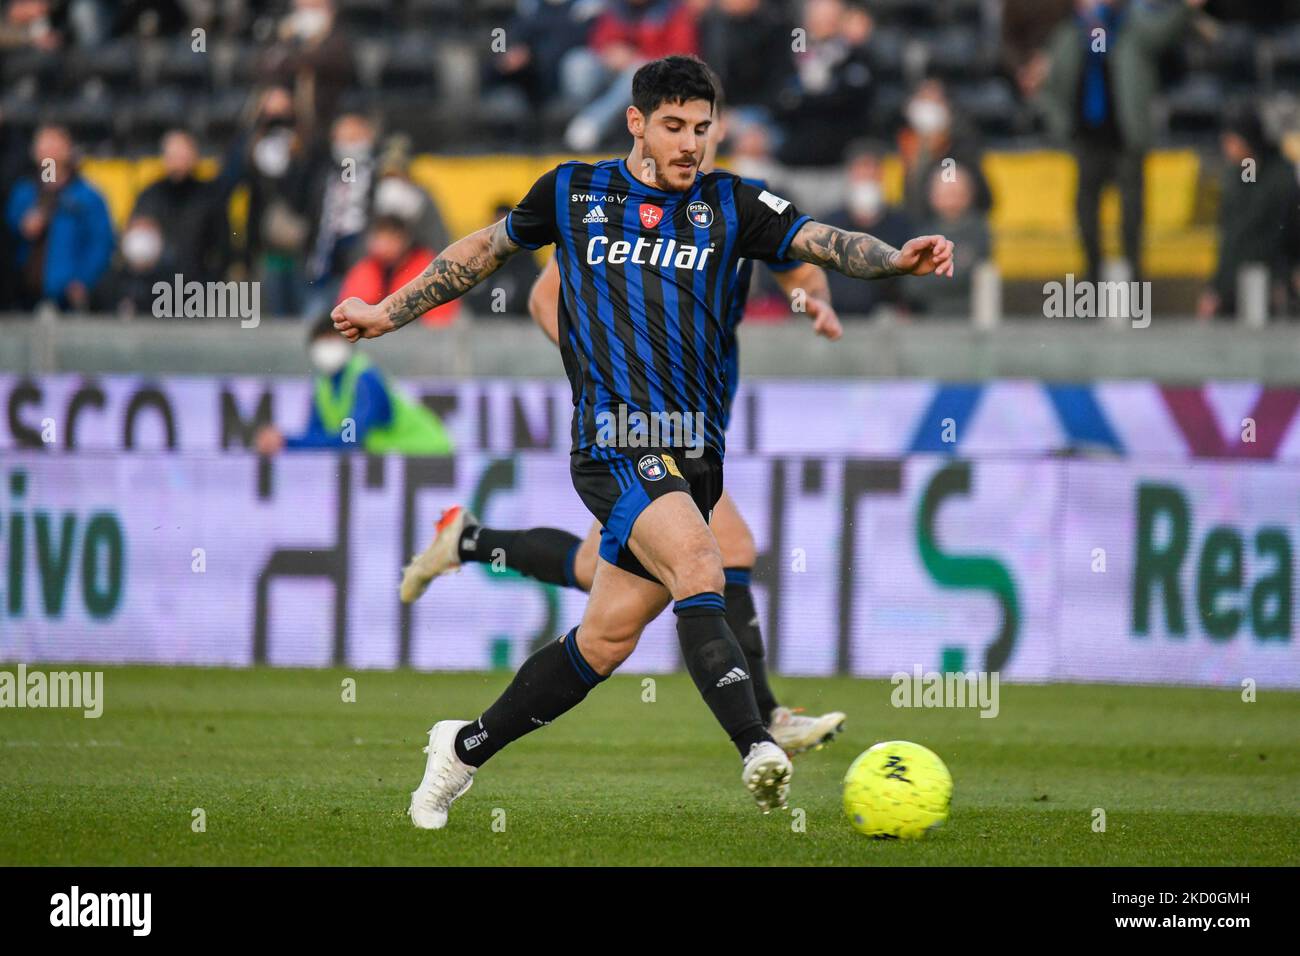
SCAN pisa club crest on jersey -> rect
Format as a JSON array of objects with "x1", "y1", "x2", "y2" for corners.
[
  {"x1": 638, "y1": 454, "x2": 667, "y2": 481},
  {"x1": 638, "y1": 203, "x2": 663, "y2": 229},
  {"x1": 687, "y1": 201, "x2": 713, "y2": 228}
]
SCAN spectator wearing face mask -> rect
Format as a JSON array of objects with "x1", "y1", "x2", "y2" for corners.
[
  {"x1": 131, "y1": 129, "x2": 232, "y2": 286},
  {"x1": 336, "y1": 215, "x2": 460, "y2": 327},
  {"x1": 304, "y1": 112, "x2": 378, "y2": 317},
  {"x1": 230, "y1": 85, "x2": 315, "y2": 318},
  {"x1": 96, "y1": 213, "x2": 175, "y2": 318},
  {"x1": 372, "y1": 134, "x2": 450, "y2": 255},
  {"x1": 5, "y1": 124, "x2": 114, "y2": 312},
  {"x1": 258, "y1": 0, "x2": 356, "y2": 137},
  {"x1": 254, "y1": 314, "x2": 454, "y2": 456},
  {"x1": 819, "y1": 140, "x2": 916, "y2": 317},
  {"x1": 898, "y1": 78, "x2": 993, "y2": 223},
  {"x1": 911, "y1": 163, "x2": 992, "y2": 317}
]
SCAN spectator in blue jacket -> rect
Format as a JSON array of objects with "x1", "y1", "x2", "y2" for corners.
[{"x1": 5, "y1": 125, "x2": 114, "y2": 311}]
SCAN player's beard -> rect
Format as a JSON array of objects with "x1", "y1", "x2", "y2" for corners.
[{"x1": 648, "y1": 151, "x2": 698, "y2": 192}]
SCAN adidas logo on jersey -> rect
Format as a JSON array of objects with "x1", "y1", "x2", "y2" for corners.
[
  {"x1": 716, "y1": 667, "x2": 750, "y2": 688},
  {"x1": 583, "y1": 204, "x2": 609, "y2": 224}
]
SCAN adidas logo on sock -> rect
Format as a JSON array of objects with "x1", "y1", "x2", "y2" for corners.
[
  {"x1": 461, "y1": 524, "x2": 481, "y2": 554},
  {"x1": 583, "y1": 204, "x2": 608, "y2": 224},
  {"x1": 715, "y1": 667, "x2": 750, "y2": 687}
]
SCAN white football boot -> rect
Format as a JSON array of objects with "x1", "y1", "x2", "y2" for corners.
[
  {"x1": 742, "y1": 741, "x2": 792, "y2": 813},
  {"x1": 409, "y1": 720, "x2": 476, "y2": 830},
  {"x1": 768, "y1": 706, "x2": 847, "y2": 755},
  {"x1": 400, "y1": 506, "x2": 476, "y2": 604}
]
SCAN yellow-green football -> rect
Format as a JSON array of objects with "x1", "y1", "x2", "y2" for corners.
[{"x1": 843, "y1": 740, "x2": 952, "y2": 839}]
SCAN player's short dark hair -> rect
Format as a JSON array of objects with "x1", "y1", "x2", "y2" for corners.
[
  {"x1": 308, "y1": 313, "x2": 340, "y2": 344},
  {"x1": 631, "y1": 55, "x2": 716, "y2": 119}
]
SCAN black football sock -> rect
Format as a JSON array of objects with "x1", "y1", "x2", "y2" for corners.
[
  {"x1": 458, "y1": 524, "x2": 585, "y2": 589},
  {"x1": 724, "y1": 568, "x2": 779, "y2": 726},
  {"x1": 674, "y1": 593, "x2": 772, "y2": 757},
  {"x1": 453, "y1": 627, "x2": 603, "y2": 767}
]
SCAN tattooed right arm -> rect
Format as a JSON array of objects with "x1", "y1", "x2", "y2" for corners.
[
  {"x1": 384, "y1": 219, "x2": 518, "y2": 329},
  {"x1": 332, "y1": 219, "x2": 519, "y2": 340}
]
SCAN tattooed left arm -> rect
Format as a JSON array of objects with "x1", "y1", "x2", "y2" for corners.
[{"x1": 787, "y1": 221, "x2": 955, "y2": 280}]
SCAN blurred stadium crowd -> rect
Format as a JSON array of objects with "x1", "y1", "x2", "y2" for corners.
[{"x1": 1, "y1": 0, "x2": 1298, "y2": 323}]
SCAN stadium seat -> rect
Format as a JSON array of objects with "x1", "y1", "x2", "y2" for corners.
[
  {"x1": 0, "y1": 48, "x2": 59, "y2": 94},
  {"x1": 44, "y1": 86, "x2": 117, "y2": 145},
  {"x1": 1268, "y1": 23, "x2": 1300, "y2": 88},
  {"x1": 336, "y1": 0, "x2": 399, "y2": 37},
  {"x1": 1193, "y1": 22, "x2": 1260, "y2": 87},
  {"x1": 0, "y1": 78, "x2": 41, "y2": 134},
  {"x1": 1163, "y1": 73, "x2": 1227, "y2": 142},
  {"x1": 983, "y1": 150, "x2": 1213, "y2": 279},
  {"x1": 64, "y1": 38, "x2": 139, "y2": 94},
  {"x1": 378, "y1": 32, "x2": 442, "y2": 92},
  {"x1": 151, "y1": 38, "x2": 214, "y2": 91},
  {"x1": 871, "y1": 0, "x2": 944, "y2": 30},
  {"x1": 869, "y1": 26, "x2": 907, "y2": 81},
  {"x1": 951, "y1": 77, "x2": 1018, "y2": 139},
  {"x1": 193, "y1": 88, "x2": 251, "y2": 145},
  {"x1": 924, "y1": 26, "x2": 990, "y2": 81},
  {"x1": 123, "y1": 88, "x2": 193, "y2": 150}
]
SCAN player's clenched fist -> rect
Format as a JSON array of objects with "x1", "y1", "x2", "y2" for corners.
[
  {"x1": 896, "y1": 235, "x2": 956, "y2": 278},
  {"x1": 331, "y1": 297, "x2": 391, "y2": 342}
]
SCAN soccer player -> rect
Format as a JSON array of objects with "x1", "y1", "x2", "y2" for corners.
[
  {"x1": 398, "y1": 98, "x2": 848, "y2": 756},
  {"x1": 332, "y1": 55, "x2": 954, "y2": 829}
]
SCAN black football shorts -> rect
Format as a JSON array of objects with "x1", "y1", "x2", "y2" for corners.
[{"x1": 570, "y1": 445, "x2": 724, "y2": 582}]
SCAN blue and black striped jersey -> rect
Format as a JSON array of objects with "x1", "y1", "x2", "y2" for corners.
[{"x1": 507, "y1": 158, "x2": 810, "y2": 457}]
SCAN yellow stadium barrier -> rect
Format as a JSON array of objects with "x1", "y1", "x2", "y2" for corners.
[{"x1": 81, "y1": 150, "x2": 1217, "y2": 281}]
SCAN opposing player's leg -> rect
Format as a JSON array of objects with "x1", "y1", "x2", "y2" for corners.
[
  {"x1": 401, "y1": 509, "x2": 601, "y2": 603},
  {"x1": 409, "y1": 555, "x2": 667, "y2": 830},
  {"x1": 400, "y1": 505, "x2": 476, "y2": 603},
  {"x1": 624, "y1": 475, "x2": 790, "y2": 812},
  {"x1": 711, "y1": 491, "x2": 846, "y2": 754}
]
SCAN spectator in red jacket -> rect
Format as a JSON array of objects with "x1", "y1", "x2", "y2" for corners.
[
  {"x1": 562, "y1": 0, "x2": 699, "y2": 151},
  {"x1": 336, "y1": 215, "x2": 460, "y2": 326}
]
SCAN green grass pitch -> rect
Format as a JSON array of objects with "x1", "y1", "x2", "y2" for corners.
[{"x1": 1, "y1": 666, "x2": 1296, "y2": 866}]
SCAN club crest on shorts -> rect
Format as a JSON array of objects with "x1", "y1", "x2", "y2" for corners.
[
  {"x1": 639, "y1": 203, "x2": 663, "y2": 229},
  {"x1": 638, "y1": 454, "x2": 667, "y2": 481},
  {"x1": 687, "y1": 201, "x2": 713, "y2": 228}
]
